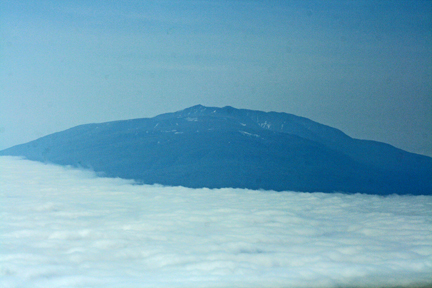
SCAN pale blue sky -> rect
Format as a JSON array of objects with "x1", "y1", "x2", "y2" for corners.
[{"x1": 1, "y1": 0, "x2": 431, "y2": 156}]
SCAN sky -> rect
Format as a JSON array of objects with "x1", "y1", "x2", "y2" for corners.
[
  {"x1": 1, "y1": 156, "x2": 432, "y2": 287},
  {"x1": 0, "y1": 0, "x2": 431, "y2": 156}
]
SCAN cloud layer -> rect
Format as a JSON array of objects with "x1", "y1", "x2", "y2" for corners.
[{"x1": 1, "y1": 156, "x2": 431, "y2": 287}]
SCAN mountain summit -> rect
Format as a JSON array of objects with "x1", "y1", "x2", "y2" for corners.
[{"x1": 2, "y1": 105, "x2": 431, "y2": 195}]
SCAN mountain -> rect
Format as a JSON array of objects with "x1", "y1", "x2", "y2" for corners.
[{"x1": 1, "y1": 105, "x2": 431, "y2": 195}]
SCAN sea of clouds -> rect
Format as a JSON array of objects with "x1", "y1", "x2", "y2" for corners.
[{"x1": 1, "y1": 156, "x2": 431, "y2": 288}]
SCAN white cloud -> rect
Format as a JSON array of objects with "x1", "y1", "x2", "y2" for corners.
[{"x1": 1, "y1": 156, "x2": 431, "y2": 288}]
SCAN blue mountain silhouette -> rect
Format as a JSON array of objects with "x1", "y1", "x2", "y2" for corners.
[{"x1": 2, "y1": 105, "x2": 431, "y2": 195}]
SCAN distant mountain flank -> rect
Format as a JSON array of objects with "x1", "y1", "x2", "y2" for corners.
[{"x1": 2, "y1": 105, "x2": 431, "y2": 195}]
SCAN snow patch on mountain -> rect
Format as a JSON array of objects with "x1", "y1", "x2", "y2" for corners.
[
  {"x1": 239, "y1": 131, "x2": 260, "y2": 138},
  {"x1": 259, "y1": 121, "x2": 271, "y2": 129}
]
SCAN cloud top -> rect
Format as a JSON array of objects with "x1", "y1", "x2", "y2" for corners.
[{"x1": 1, "y1": 156, "x2": 431, "y2": 287}]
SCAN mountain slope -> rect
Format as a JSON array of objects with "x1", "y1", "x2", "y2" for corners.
[{"x1": 1, "y1": 105, "x2": 431, "y2": 195}]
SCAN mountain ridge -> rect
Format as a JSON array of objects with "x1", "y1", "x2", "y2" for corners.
[{"x1": 1, "y1": 105, "x2": 431, "y2": 195}]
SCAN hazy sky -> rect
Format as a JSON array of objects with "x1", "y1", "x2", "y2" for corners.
[{"x1": 1, "y1": 0, "x2": 431, "y2": 156}]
